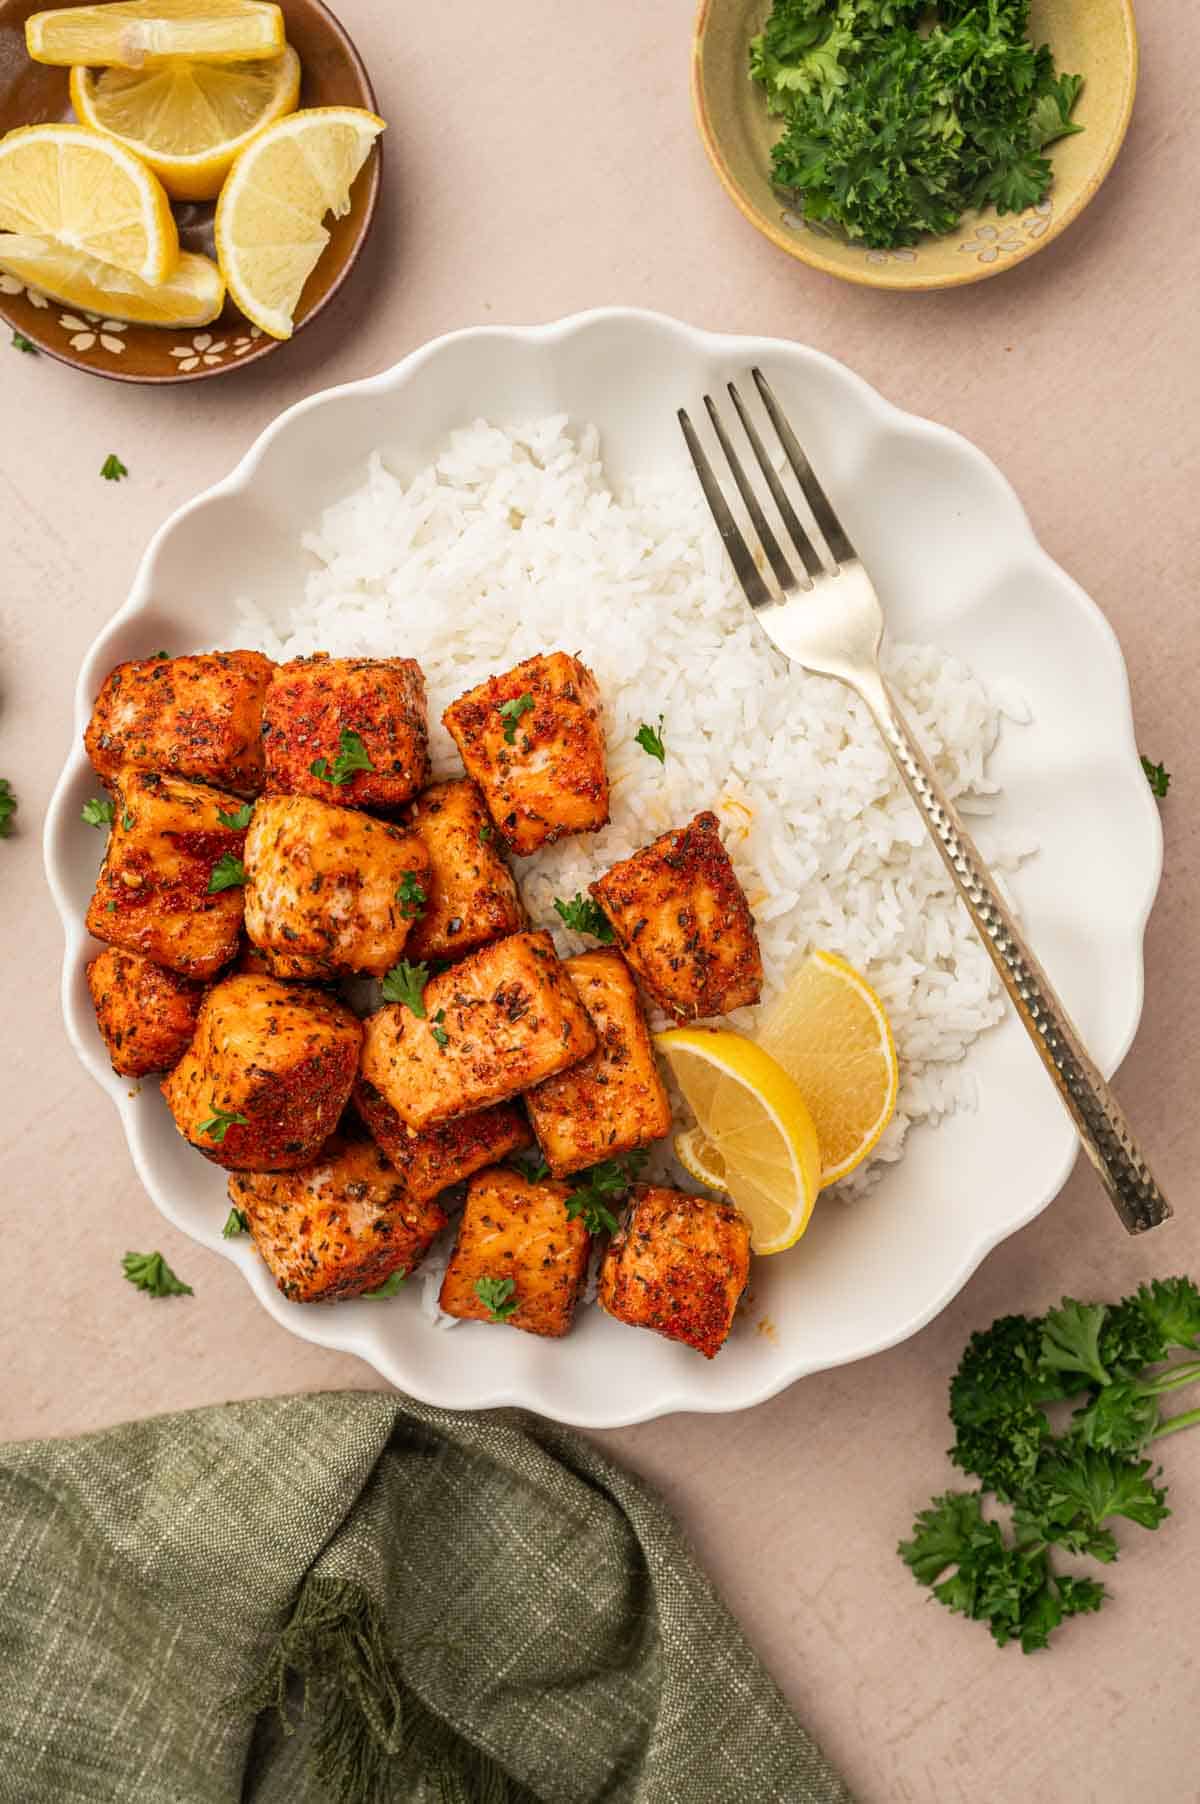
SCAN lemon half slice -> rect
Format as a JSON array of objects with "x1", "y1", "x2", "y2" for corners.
[
  {"x1": 0, "y1": 123, "x2": 177, "y2": 284},
  {"x1": 27, "y1": 0, "x2": 285, "y2": 69},
  {"x1": 214, "y1": 105, "x2": 384, "y2": 339},
  {"x1": 657, "y1": 1027, "x2": 822, "y2": 1255},
  {"x1": 758, "y1": 949, "x2": 899, "y2": 1186},
  {"x1": 0, "y1": 233, "x2": 223, "y2": 325},
  {"x1": 71, "y1": 47, "x2": 301, "y2": 202}
]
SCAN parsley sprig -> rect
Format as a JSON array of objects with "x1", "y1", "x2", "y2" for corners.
[
  {"x1": 635, "y1": 716, "x2": 666, "y2": 763},
  {"x1": 498, "y1": 692, "x2": 534, "y2": 744},
  {"x1": 122, "y1": 1250, "x2": 192, "y2": 1297},
  {"x1": 197, "y1": 1104, "x2": 249, "y2": 1144},
  {"x1": 553, "y1": 893, "x2": 614, "y2": 943},
  {"x1": 222, "y1": 1207, "x2": 249, "y2": 1238},
  {"x1": 381, "y1": 959, "x2": 429, "y2": 1016},
  {"x1": 475, "y1": 1275, "x2": 519, "y2": 1322},
  {"x1": 100, "y1": 453, "x2": 128, "y2": 482},
  {"x1": 564, "y1": 1151, "x2": 647, "y2": 1236},
  {"x1": 395, "y1": 870, "x2": 426, "y2": 919},
  {"x1": 82, "y1": 796, "x2": 115, "y2": 829},
  {"x1": 900, "y1": 1278, "x2": 1200, "y2": 1652},
  {"x1": 217, "y1": 802, "x2": 254, "y2": 830},
  {"x1": 310, "y1": 728, "x2": 374, "y2": 786},
  {"x1": 207, "y1": 853, "x2": 247, "y2": 894}
]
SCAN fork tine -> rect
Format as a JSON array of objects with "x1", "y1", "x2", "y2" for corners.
[
  {"x1": 677, "y1": 407, "x2": 774, "y2": 610},
  {"x1": 752, "y1": 367, "x2": 856, "y2": 567},
  {"x1": 702, "y1": 394, "x2": 797, "y2": 596},
  {"x1": 726, "y1": 381, "x2": 822, "y2": 583}
]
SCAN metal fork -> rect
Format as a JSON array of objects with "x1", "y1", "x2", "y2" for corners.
[{"x1": 680, "y1": 369, "x2": 1169, "y2": 1235}]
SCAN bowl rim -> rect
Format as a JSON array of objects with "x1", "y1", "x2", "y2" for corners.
[
  {"x1": 43, "y1": 307, "x2": 1164, "y2": 1425},
  {"x1": 0, "y1": 0, "x2": 381, "y2": 382},
  {"x1": 690, "y1": 0, "x2": 1140, "y2": 292}
]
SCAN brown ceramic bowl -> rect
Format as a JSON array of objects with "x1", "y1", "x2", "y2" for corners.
[
  {"x1": 0, "y1": 0, "x2": 380, "y2": 379},
  {"x1": 693, "y1": 0, "x2": 1138, "y2": 290}
]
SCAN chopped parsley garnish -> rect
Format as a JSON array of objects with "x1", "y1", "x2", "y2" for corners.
[
  {"x1": 553, "y1": 893, "x2": 614, "y2": 943},
  {"x1": 222, "y1": 1207, "x2": 249, "y2": 1238},
  {"x1": 498, "y1": 692, "x2": 535, "y2": 743},
  {"x1": 475, "y1": 1275, "x2": 518, "y2": 1321},
  {"x1": 122, "y1": 1250, "x2": 193, "y2": 1298},
  {"x1": 310, "y1": 728, "x2": 374, "y2": 786},
  {"x1": 478, "y1": 822, "x2": 495, "y2": 845},
  {"x1": 381, "y1": 959, "x2": 430, "y2": 1016},
  {"x1": 82, "y1": 796, "x2": 115, "y2": 829},
  {"x1": 100, "y1": 452, "x2": 128, "y2": 482},
  {"x1": 395, "y1": 870, "x2": 426, "y2": 919},
  {"x1": 0, "y1": 779, "x2": 16, "y2": 840},
  {"x1": 511, "y1": 1151, "x2": 551, "y2": 1183},
  {"x1": 430, "y1": 1008, "x2": 449, "y2": 1049},
  {"x1": 121, "y1": 811, "x2": 134, "y2": 831},
  {"x1": 363, "y1": 1269, "x2": 407, "y2": 1299},
  {"x1": 635, "y1": 715, "x2": 666, "y2": 763},
  {"x1": 153, "y1": 650, "x2": 170, "y2": 660},
  {"x1": 564, "y1": 1151, "x2": 647, "y2": 1236},
  {"x1": 197, "y1": 1104, "x2": 249, "y2": 1144},
  {"x1": 11, "y1": 330, "x2": 37, "y2": 355},
  {"x1": 899, "y1": 1278, "x2": 1200, "y2": 1652},
  {"x1": 217, "y1": 802, "x2": 254, "y2": 830},
  {"x1": 751, "y1": 0, "x2": 1083, "y2": 251},
  {"x1": 1141, "y1": 756, "x2": 1171, "y2": 799},
  {"x1": 207, "y1": 853, "x2": 247, "y2": 893}
]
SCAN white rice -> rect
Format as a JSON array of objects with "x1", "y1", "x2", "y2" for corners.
[{"x1": 237, "y1": 416, "x2": 1031, "y2": 1317}]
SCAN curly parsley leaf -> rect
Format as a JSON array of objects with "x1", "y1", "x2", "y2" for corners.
[
  {"x1": 553, "y1": 893, "x2": 614, "y2": 943},
  {"x1": 100, "y1": 453, "x2": 128, "y2": 482},
  {"x1": 310, "y1": 728, "x2": 374, "y2": 786},
  {"x1": 207, "y1": 853, "x2": 247, "y2": 894},
  {"x1": 197, "y1": 1104, "x2": 249, "y2": 1144},
  {"x1": 1040, "y1": 1297, "x2": 1112, "y2": 1390},
  {"x1": 217, "y1": 802, "x2": 254, "y2": 830},
  {"x1": 430, "y1": 1007, "x2": 449, "y2": 1049},
  {"x1": 498, "y1": 692, "x2": 535, "y2": 744},
  {"x1": 475, "y1": 1275, "x2": 518, "y2": 1322},
  {"x1": 363, "y1": 1269, "x2": 407, "y2": 1299},
  {"x1": 222, "y1": 1207, "x2": 249, "y2": 1238},
  {"x1": 381, "y1": 959, "x2": 429, "y2": 1016},
  {"x1": 565, "y1": 1150, "x2": 647, "y2": 1236},
  {"x1": 0, "y1": 779, "x2": 16, "y2": 839},
  {"x1": 635, "y1": 716, "x2": 666, "y2": 763},
  {"x1": 510, "y1": 1151, "x2": 551, "y2": 1183},
  {"x1": 1141, "y1": 756, "x2": 1171, "y2": 799},
  {"x1": 122, "y1": 1250, "x2": 193, "y2": 1298},
  {"x1": 82, "y1": 796, "x2": 115, "y2": 830},
  {"x1": 11, "y1": 330, "x2": 37, "y2": 355},
  {"x1": 395, "y1": 870, "x2": 426, "y2": 920}
]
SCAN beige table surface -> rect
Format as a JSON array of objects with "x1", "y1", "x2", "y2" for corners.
[{"x1": 3, "y1": 1, "x2": 1199, "y2": 1798}]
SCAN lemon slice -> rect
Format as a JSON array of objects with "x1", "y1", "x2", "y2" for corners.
[
  {"x1": 0, "y1": 124, "x2": 177, "y2": 285},
  {"x1": 0, "y1": 232, "x2": 223, "y2": 325},
  {"x1": 758, "y1": 948, "x2": 899, "y2": 1185},
  {"x1": 27, "y1": 0, "x2": 284, "y2": 69},
  {"x1": 70, "y1": 47, "x2": 301, "y2": 202},
  {"x1": 214, "y1": 105, "x2": 383, "y2": 339},
  {"x1": 657, "y1": 1027, "x2": 822, "y2": 1255}
]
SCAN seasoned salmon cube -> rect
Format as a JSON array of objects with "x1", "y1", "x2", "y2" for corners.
[
  {"x1": 85, "y1": 947, "x2": 203, "y2": 1078},
  {"x1": 162, "y1": 973, "x2": 361, "y2": 1172},
  {"x1": 243, "y1": 793, "x2": 432, "y2": 981},
  {"x1": 84, "y1": 770, "x2": 248, "y2": 978},
  {"x1": 598, "y1": 1185, "x2": 750, "y2": 1358},
  {"x1": 263, "y1": 654, "x2": 430, "y2": 810},
  {"x1": 441, "y1": 651, "x2": 608, "y2": 855},
  {"x1": 404, "y1": 778, "x2": 525, "y2": 962},
  {"x1": 359, "y1": 930, "x2": 597, "y2": 1130},
  {"x1": 589, "y1": 811, "x2": 763, "y2": 1021},
  {"x1": 229, "y1": 1132, "x2": 447, "y2": 1303},
  {"x1": 525, "y1": 950, "x2": 672, "y2": 1177},
  {"x1": 438, "y1": 1167, "x2": 590, "y2": 1337},
  {"x1": 85, "y1": 650, "x2": 275, "y2": 797},
  {"x1": 353, "y1": 1076, "x2": 531, "y2": 1204}
]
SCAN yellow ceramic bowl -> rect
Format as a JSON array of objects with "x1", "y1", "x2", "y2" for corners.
[{"x1": 692, "y1": 0, "x2": 1138, "y2": 290}]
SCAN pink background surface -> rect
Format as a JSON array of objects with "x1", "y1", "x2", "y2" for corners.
[{"x1": 3, "y1": 2, "x2": 1198, "y2": 1798}]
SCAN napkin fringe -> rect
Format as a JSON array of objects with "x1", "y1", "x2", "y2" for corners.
[{"x1": 232, "y1": 1571, "x2": 528, "y2": 1803}]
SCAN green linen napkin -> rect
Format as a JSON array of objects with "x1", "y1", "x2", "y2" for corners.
[{"x1": 0, "y1": 1392, "x2": 852, "y2": 1804}]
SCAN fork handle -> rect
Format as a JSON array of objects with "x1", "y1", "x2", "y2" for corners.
[{"x1": 857, "y1": 671, "x2": 1170, "y2": 1235}]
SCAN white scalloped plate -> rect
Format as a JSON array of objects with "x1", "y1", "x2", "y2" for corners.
[{"x1": 45, "y1": 309, "x2": 1161, "y2": 1428}]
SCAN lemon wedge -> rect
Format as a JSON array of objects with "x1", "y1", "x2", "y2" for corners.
[
  {"x1": 758, "y1": 948, "x2": 899, "y2": 1186},
  {"x1": 214, "y1": 105, "x2": 384, "y2": 339},
  {"x1": 0, "y1": 123, "x2": 177, "y2": 285},
  {"x1": 26, "y1": 0, "x2": 284, "y2": 69},
  {"x1": 657, "y1": 1027, "x2": 822, "y2": 1255},
  {"x1": 70, "y1": 47, "x2": 301, "y2": 202},
  {"x1": 0, "y1": 233, "x2": 223, "y2": 325}
]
